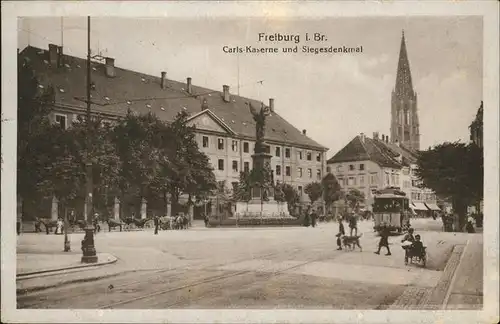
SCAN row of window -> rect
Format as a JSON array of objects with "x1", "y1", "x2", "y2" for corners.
[
  {"x1": 215, "y1": 159, "x2": 322, "y2": 179},
  {"x1": 337, "y1": 174, "x2": 375, "y2": 187},
  {"x1": 327, "y1": 163, "x2": 365, "y2": 174},
  {"x1": 202, "y1": 136, "x2": 322, "y2": 161},
  {"x1": 411, "y1": 192, "x2": 437, "y2": 201},
  {"x1": 54, "y1": 113, "x2": 113, "y2": 130}
]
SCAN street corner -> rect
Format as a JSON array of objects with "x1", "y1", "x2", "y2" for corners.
[{"x1": 17, "y1": 252, "x2": 118, "y2": 280}]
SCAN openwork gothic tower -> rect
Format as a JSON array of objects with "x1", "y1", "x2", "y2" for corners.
[{"x1": 390, "y1": 31, "x2": 420, "y2": 150}]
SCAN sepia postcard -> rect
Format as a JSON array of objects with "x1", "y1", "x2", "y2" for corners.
[{"x1": 1, "y1": 1, "x2": 499, "y2": 323}]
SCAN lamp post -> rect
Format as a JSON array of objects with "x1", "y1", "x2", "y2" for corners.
[
  {"x1": 63, "y1": 208, "x2": 70, "y2": 252},
  {"x1": 81, "y1": 16, "x2": 98, "y2": 263}
]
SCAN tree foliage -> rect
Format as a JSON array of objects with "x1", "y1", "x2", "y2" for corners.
[
  {"x1": 321, "y1": 173, "x2": 343, "y2": 211},
  {"x1": 304, "y1": 182, "x2": 323, "y2": 205},
  {"x1": 17, "y1": 57, "x2": 56, "y2": 201},
  {"x1": 345, "y1": 188, "x2": 365, "y2": 212},
  {"x1": 416, "y1": 141, "x2": 483, "y2": 229},
  {"x1": 233, "y1": 170, "x2": 253, "y2": 202}
]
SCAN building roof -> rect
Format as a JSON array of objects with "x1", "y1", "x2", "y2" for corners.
[
  {"x1": 374, "y1": 139, "x2": 418, "y2": 165},
  {"x1": 326, "y1": 135, "x2": 403, "y2": 168},
  {"x1": 327, "y1": 131, "x2": 421, "y2": 168},
  {"x1": 20, "y1": 45, "x2": 327, "y2": 151}
]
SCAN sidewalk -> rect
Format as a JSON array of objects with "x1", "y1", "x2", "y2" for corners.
[
  {"x1": 17, "y1": 252, "x2": 117, "y2": 278},
  {"x1": 444, "y1": 239, "x2": 483, "y2": 309}
]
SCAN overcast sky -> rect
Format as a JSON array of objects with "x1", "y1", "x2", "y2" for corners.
[{"x1": 18, "y1": 16, "x2": 482, "y2": 156}]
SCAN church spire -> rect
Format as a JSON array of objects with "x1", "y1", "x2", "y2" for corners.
[{"x1": 394, "y1": 30, "x2": 414, "y2": 98}]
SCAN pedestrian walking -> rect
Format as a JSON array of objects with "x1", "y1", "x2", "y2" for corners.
[
  {"x1": 311, "y1": 209, "x2": 317, "y2": 228},
  {"x1": 349, "y1": 213, "x2": 358, "y2": 236},
  {"x1": 154, "y1": 215, "x2": 159, "y2": 235},
  {"x1": 303, "y1": 209, "x2": 311, "y2": 227},
  {"x1": 466, "y1": 214, "x2": 475, "y2": 233},
  {"x1": 55, "y1": 218, "x2": 64, "y2": 235},
  {"x1": 34, "y1": 217, "x2": 42, "y2": 233},
  {"x1": 374, "y1": 223, "x2": 391, "y2": 255},
  {"x1": 17, "y1": 212, "x2": 22, "y2": 236},
  {"x1": 336, "y1": 217, "x2": 345, "y2": 250},
  {"x1": 93, "y1": 213, "x2": 101, "y2": 233},
  {"x1": 203, "y1": 213, "x2": 209, "y2": 227}
]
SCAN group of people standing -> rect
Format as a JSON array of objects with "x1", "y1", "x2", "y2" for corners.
[{"x1": 303, "y1": 208, "x2": 319, "y2": 227}]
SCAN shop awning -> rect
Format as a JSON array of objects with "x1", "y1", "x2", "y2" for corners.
[
  {"x1": 412, "y1": 202, "x2": 429, "y2": 211},
  {"x1": 425, "y1": 203, "x2": 441, "y2": 211}
]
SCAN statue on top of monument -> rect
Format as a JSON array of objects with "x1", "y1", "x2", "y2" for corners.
[{"x1": 248, "y1": 102, "x2": 267, "y2": 154}]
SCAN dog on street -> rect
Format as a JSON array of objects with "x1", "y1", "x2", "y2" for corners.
[{"x1": 341, "y1": 234, "x2": 363, "y2": 251}]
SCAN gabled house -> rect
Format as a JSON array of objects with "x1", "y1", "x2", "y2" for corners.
[{"x1": 327, "y1": 132, "x2": 438, "y2": 215}]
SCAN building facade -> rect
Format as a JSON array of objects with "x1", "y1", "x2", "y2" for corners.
[
  {"x1": 469, "y1": 101, "x2": 483, "y2": 148},
  {"x1": 326, "y1": 132, "x2": 439, "y2": 215},
  {"x1": 390, "y1": 31, "x2": 420, "y2": 151},
  {"x1": 19, "y1": 44, "x2": 327, "y2": 219}
]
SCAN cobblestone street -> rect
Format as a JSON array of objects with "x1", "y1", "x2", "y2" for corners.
[{"x1": 16, "y1": 218, "x2": 482, "y2": 309}]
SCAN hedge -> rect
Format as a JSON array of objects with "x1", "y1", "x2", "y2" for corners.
[{"x1": 208, "y1": 217, "x2": 303, "y2": 227}]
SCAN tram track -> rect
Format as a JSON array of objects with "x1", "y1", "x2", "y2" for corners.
[
  {"x1": 18, "y1": 245, "x2": 308, "y2": 309},
  {"x1": 98, "y1": 246, "x2": 339, "y2": 309}
]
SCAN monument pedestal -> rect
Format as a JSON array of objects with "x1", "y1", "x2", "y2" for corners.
[{"x1": 235, "y1": 200, "x2": 290, "y2": 218}]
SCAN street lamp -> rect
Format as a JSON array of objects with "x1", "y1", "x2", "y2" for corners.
[
  {"x1": 64, "y1": 208, "x2": 70, "y2": 252},
  {"x1": 81, "y1": 16, "x2": 98, "y2": 263}
]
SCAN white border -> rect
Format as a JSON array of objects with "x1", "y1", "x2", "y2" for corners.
[{"x1": 2, "y1": 1, "x2": 499, "y2": 323}]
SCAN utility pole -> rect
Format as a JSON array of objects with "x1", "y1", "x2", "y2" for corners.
[{"x1": 81, "y1": 16, "x2": 98, "y2": 263}]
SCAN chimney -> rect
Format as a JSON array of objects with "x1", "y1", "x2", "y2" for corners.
[
  {"x1": 360, "y1": 133, "x2": 365, "y2": 142},
  {"x1": 161, "y1": 71, "x2": 167, "y2": 89},
  {"x1": 381, "y1": 134, "x2": 385, "y2": 142},
  {"x1": 302, "y1": 129, "x2": 307, "y2": 135},
  {"x1": 48, "y1": 44, "x2": 58, "y2": 66},
  {"x1": 373, "y1": 132, "x2": 379, "y2": 140},
  {"x1": 385, "y1": 135, "x2": 389, "y2": 143},
  {"x1": 105, "y1": 57, "x2": 115, "y2": 78},
  {"x1": 222, "y1": 85, "x2": 230, "y2": 102},
  {"x1": 201, "y1": 98, "x2": 209, "y2": 111},
  {"x1": 269, "y1": 98, "x2": 275, "y2": 112},
  {"x1": 187, "y1": 77, "x2": 193, "y2": 94},
  {"x1": 57, "y1": 46, "x2": 64, "y2": 67}
]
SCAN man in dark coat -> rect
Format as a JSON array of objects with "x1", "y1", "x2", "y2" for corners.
[
  {"x1": 349, "y1": 214, "x2": 358, "y2": 236},
  {"x1": 310, "y1": 209, "x2": 317, "y2": 228},
  {"x1": 374, "y1": 223, "x2": 392, "y2": 255},
  {"x1": 336, "y1": 217, "x2": 345, "y2": 250},
  {"x1": 154, "y1": 215, "x2": 159, "y2": 235}
]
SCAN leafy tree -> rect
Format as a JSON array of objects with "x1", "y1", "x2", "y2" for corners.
[
  {"x1": 416, "y1": 141, "x2": 483, "y2": 231},
  {"x1": 17, "y1": 57, "x2": 55, "y2": 204},
  {"x1": 162, "y1": 110, "x2": 217, "y2": 212},
  {"x1": 38, "y1": 117, "x2": 122, "y2": 218},
  {"x1": 276, "y1": 182, "x2": 300, "y2": 215},
  {"x1": 345, "y1": 188, "x2": 365, "y2": 212},
  {"x1": 112, "y1": 111, "x2": 167, "y2": 215},
  {"x1": 304, "y1": 182, "x2": 323, "y2": 205},
  {"x1": 321, "y1": 173, "x2": 343, "y2": 213}
]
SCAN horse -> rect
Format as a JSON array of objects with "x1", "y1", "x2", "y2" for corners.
[
  {"x1": 122, "y1": 217, "x2": 150, "y2": 230},
  {"x1": 36, "y1": 217, "x2": 58, "y2": 235},
  {"x1": 69, "y1": 219, "x2": 87, "y2": 231},
  {"x1": 159, "y1": 216, "x2": 173, "y2": 230},
  {"x1": 106, "y1": 218, "x2": 124, "y2": 232}
]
